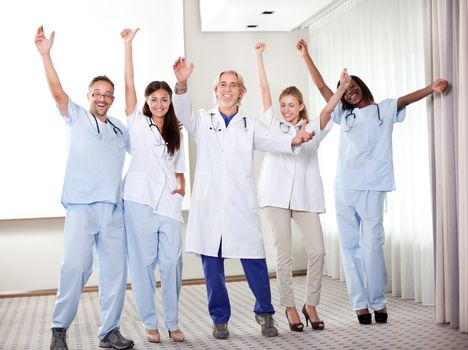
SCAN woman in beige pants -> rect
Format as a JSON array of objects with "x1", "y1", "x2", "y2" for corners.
[{"x1": 254, "y1": 41, "x2": 350, "y2": 331}]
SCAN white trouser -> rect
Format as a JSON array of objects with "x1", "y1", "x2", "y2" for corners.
[
  {"x1": 51, "y1": 203, "x2": 127, "y2": 340},
  {"x1": 124, "y1": 201, "x2": 182, "y2": 331},
  {"x1": 335, "y1": 190, "x2": 388, "y2": 311},
  {"x1": 263, "y1": 207, "x2": 325, "y2": 307}
]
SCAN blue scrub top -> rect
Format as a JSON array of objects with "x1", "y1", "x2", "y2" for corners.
[
  {"x1": 332, "y1": 99, "x2": 406, "y2": 192},
  {"x1": 61, "y1": 99, "x2": 130, "y2": 207}
]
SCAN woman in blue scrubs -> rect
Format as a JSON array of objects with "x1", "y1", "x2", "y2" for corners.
[{"x1": 297, "y1": 39, "x2": 448, "y2": 324}]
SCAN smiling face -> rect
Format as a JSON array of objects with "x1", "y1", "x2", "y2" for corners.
[
  {"x1": 343, "y1": 79, "x2": 364, "y2": 107},
  {"x1": 146, "y1": 89, "x2": 171, "y2": 118},
  {"x1": 341, "y1": 76, "x2": 374, "y2": 109},
  {"x1": 215, "y1": 72, "x2": 243, "y2": 108},
  {"x1": 87, "y1": 80, "x2": 114, "y2": 118},
  {"x1": 279, "y1": 94, "x2": 304, "y2": 125}
]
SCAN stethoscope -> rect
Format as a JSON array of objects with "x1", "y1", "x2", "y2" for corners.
[
  {"x1": 279, "y1": 121, "x2": 302, "y2": 134},
  {"x1": 147, "y1": 116, "x2": 172, "y2": 160},
  {"x1": 209, "y1": 112, "x2": 247, "y2": 131},
  {"x1": 92, "y1": 114, "x2": 123, "y2": 138},
  {"x1": 344, "y1": 103, "x2": 382, "y2": 132}
]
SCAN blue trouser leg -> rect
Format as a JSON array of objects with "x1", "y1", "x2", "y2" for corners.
[
  {"x1": 125, "y1": 201, "x2": 183, "y2": 331},
  {"x1": 51, "y1": 205, "x2": 95, "y2": 330},
  {"x1": 95, "y1": 204, "x2": 127, "y2": 339},
  {"x1": 157, "y1": 216, "x2": 183, "y2": 331},
  {"x1": 125, "y1": 201, "x2": 160, "y2": 330},
  {"x1": 335, "y1": 190, "x2": 387, "y2": 311},
  {"x1": 241, "y1": 258, "x2": 275, "y2": 314},
  {"x1": 201, "y1": 248, "x2": 230, "y2": 324},
  {"x1": 52, "y1": 204, "x2": 127, "y2": 340},
  {"x1": 359, "y1": 191, "x2": 387, "y2": 311}
]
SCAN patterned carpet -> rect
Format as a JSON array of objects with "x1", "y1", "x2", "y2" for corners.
[{"x1": 1, "y1": 275, "x2": 467, "y2": 349}]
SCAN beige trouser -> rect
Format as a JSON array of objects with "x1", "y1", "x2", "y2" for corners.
[{"x1": 264, "y1": 207, "x2": 325, "y2": 307}]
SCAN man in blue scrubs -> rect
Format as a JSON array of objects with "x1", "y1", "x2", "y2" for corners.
[{"x1": 35, "y1": 26, "x2": 134, "y2": 350}]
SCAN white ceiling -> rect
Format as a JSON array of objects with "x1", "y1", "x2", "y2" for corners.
[{"x1": 199, "y1": 0, "x2": 338, "y2": 32}]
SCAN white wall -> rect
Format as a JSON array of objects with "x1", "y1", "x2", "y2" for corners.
[{"x1": 0, "y1": 0, "x2": 310, "y2": 294}]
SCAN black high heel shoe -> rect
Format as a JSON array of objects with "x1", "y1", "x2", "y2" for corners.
[
  {"x1": 356, "y1": 309, "x2": 372, "y2": 324},
  {"x1": 302, "y1": 305, "x2": 325, "y2": 330},
  {"x1": 374, "y1": 308, "x2": 388, "y2": 323},
  {"x1": 285, "y1": 309, "x2": 304, "y2": 332}
]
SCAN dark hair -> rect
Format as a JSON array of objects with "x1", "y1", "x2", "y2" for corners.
[
  {"x1": 88, "y1": 75, "x2": 115, "y2": 91},
  {"x1": 337, "y1": 75, "x2": 374, "y2": 110},
  {"x1": 142, "y1": 81, "x2": 181, "y2": 156},
  {"x1": 279, "y1": 86, "x2": 308, "y2": 121}
]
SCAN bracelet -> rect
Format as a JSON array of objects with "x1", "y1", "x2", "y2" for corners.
[{"x1": 175, "y1": 83, "x2": 187, "y2": 91}]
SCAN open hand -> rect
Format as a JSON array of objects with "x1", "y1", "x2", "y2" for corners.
[
  {"x1": 34, "y1": 26, "x2": 54, "y2": 55},
  {"x1": 292, "y1": 121, "x2": 315, "y2": 145},
  {"x1": 120, "y1": 28, "x2": 140, "y2": 44},
  {"x1": 173, "y1": 57, "x2": 194, "y2": 84}
]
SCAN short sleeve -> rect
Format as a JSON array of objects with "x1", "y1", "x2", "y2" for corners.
[
  {"x1": 332, "y1": 101, "x2": 344, "y2": 125},
  {"x1": 62, "y1": 99, "x2": 86, "y2": 126}
]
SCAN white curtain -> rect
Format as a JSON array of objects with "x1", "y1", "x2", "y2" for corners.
[{"x1": 307, "y1": 0, "x2": 435, "y2": 305}]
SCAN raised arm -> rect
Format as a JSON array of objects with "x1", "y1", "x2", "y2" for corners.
[
  {"x1": 172, "y1": 57, "x2": 194, "y2": 95},
  {"x1": 253, "y1": 42, "x2": 272, "y2": 112},
  {"x1": 120, "y1": 28, "x2": 140, "y2": 116},
  {"x1": 296, "y1": 39, "x2": 333, "y2": 103},
  {"x1": 397, "y1": 79, "x2": 448, "y2": 111},
  {"x1": 319, "y1": 69, "x2": 351, "y2": 130},
  {"x1": 34, "y1": 26, "x2": 69, "y2": 116}
]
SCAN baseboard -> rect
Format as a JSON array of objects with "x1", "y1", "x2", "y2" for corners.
[{"x1": 0, "y1": 270, "x2": 307, "y2": 299}]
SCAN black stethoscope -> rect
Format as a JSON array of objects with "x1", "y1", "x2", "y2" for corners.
[
  {"x1": 92, "y1": 114, "x2": 123, "y2": 138},
  {"x1": 146, "y1": 116, "x2": 173, "y2": 160},
  {"x1": 209, "y1": 113, "x2": 247, "y2": 131},
  {"x1": 344, "y1": 103, "x2": 382, "y2": 132}
]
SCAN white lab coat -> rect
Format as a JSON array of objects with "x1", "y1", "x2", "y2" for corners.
[
  {"x1": 173, "y1": 92, "x2": 296, "y2": 258},
  {"x1": 257, "y1": 107, "x2": 333, "y2": 213}
]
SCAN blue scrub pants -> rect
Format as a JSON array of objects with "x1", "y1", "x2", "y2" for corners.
[
  {"x1": 51, "y1": 203, "x2": 127, "y2": 340},
  {"x1": 335, "y1": 190, "x2": 388, "y2": 311},
  {"x1": 124, "y1": 201, "x2": 182, "y2": 331},
  {"x1": 201, "y1": 245, "x2": 275, "y2": 324}
]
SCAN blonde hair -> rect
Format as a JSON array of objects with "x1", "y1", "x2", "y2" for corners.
[
  {"x1": 279, "y1": 86, "x2": 308, "y2": 121},
  {"x1": 212, "y1": 70, "x2": 247, "y2": 106}
]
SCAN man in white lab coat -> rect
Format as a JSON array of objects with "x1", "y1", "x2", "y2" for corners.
[{"x1": 172, "y1": 58, "x2": 313, "y2": 339}]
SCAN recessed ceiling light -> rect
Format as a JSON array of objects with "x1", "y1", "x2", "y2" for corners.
[
  {"x1": 262, "y1": 11, "x2": 275, "y2": 15},
  {"x1": 246, "y1": 25, "x2": 258, "y2": 28}
]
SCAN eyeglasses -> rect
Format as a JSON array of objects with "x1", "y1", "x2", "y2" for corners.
[{"x1": 90, "y1": 90, "x2": 114, "y2": 100}]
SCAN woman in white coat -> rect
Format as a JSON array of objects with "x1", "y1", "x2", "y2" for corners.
[
  {"x1": 172, "y1": 57, "x2": 313, "y2": 339},
  {"x1": 254, "y1": 42, "x2": 350, "y2": 332},
  {"x1": 121, "y1": 28, "x2": 186, "y2": 343},
  {"x1": 297, "y1": 39, "x2": 448, "y2": 324}
]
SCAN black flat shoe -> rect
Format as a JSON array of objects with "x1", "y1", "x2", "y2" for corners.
[
  {"x1": 285, "y1": 309, "x2": 304, "y2": 332},
  {"x1": 356, "y1": 310, "x2": 372, "y2": 325},
  {"x1": 302, "y1": 305, "x2": 325, "y2": 330},
  {"x1": 374, "y1": 309, "x2": 388, "y2": 323}
]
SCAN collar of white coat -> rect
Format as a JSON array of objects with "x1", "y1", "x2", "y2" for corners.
[
  {"x1": 282, "y1": 117, "x2": 306, "y2": 130},
  {"x1": 209, "y1": 107, "x2": 247, "y2": 128}
]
